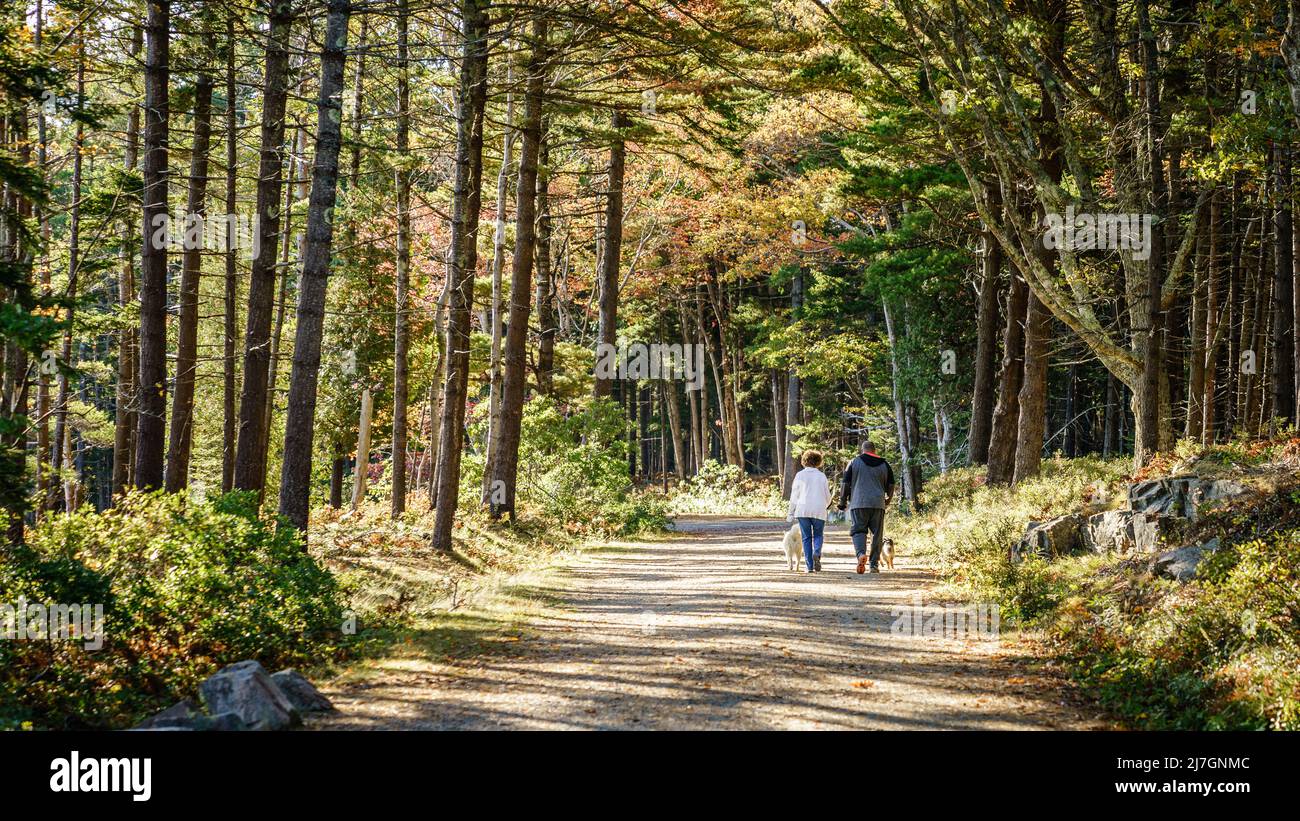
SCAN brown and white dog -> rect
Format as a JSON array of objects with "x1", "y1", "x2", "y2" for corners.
[{"x1": 880, "y1": 537, "x2": 895, "y2": 570}]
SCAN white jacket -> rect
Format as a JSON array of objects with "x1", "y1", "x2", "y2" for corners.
[{"x1": 788, "y1": 467, "x2": 832, "y2": 520}]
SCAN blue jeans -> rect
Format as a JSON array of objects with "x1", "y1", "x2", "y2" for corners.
[{"x1": 796, "y1": 517, "x2": 825, "y2": 570}]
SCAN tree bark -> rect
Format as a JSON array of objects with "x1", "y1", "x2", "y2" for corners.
[
  {"x1": 276, "y1": 0, "x2": 351, "y2": 532},
  {"x1": 165, "y1": 44, "x2": 214, "y2": 493},
  {"x1": 221, "y1": 14, "x2": 239, "y2": 493},
  {"x1": 969, "y1": 186, "x2": 1002, "y2": 465},
  {"x1": 430, "y1": 0, "x2": 491, "y2": 551},
  {"x1": 133, "y1": 0, "x2": 170, "y2": 490},
  {"x1": 392, "y1": 0, "x2": 412, "y2": 516},
  {"x1": 112, "y1": 23, "x2": 142, "y2": 500},
  {"x1": 782, "y1": 266, "x2": 802, "y2": 499},
  {"x1": 233, "y1": 3, "x2": 293, "y2": 494},
  {"x1": 487, "y1": 16, "x2": 547, "y2": 519},
  {"x1": 987, "y1": 270, "x2": 1028, "y2": 485},
  {"x1": 1274, "y1": 142, "x2": 1298, "y2": 425},
  {"x1": 593, "y1": 110, "x2": 627, "y2": 399}
]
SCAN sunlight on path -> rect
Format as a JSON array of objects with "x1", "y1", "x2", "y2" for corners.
[{"x1": 311, "y1": 517, "x2": 1105, "y2": 730}]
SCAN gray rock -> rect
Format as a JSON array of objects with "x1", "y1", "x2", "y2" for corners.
[
  {"x1": 199, "y1": 660, "x2": 301, "y2": 731},
  {"x1": 135, "y1": 699, "x2": 203, "y2": 730},
  {"x1": 134, "y1": 699, "x2": 250, "y2": 731},
  {"x1": 1152, "y1": 538, "x2": 1220, "y2": 582},
  {"x1": 270, "y1": 669, "x2": 334, "y2": 713},
  {"x1": 1014, "y1": 514, "x2": 1084, "y2": 561},
  {"x1": 1084, "y1": 510, "x2": 1135, "y2": 553},
  {"x1": 1128, "y1": 476, "x2": 1250, "y2": 520},
  {"x1": 1130, "y1": 512, "x2": 1181, "y2": 553}
]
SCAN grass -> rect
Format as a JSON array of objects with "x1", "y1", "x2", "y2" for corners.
[
  {"x1": 302, "y1": 498, "x2": 602, "y2": 689},
  {"x1": 899, "y1": 440, "x2": 1300, "y2": 730}
]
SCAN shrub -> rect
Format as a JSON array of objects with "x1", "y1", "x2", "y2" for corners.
[
  {"x1": 1, "y1": 491, "x2": 348, "y2": 729},
  {"x1": 667, "y1": 459, "x2": 784, "y2": 517},
  {"x1": 463, "y1": 395, "x2": 667, "y2": 535}
]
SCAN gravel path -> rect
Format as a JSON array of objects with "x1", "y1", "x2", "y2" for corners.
[{"x1": 310, "y1": 517, "x2": 1107, "y2": 730}]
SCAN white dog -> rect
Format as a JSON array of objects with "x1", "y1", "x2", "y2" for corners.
[{"x1": 781, "y1": 523, "x2": 804, "y2": 572}]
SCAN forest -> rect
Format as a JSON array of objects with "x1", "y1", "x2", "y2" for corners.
[{"x1": 3, "y1": 0, "x2": 1300, "y2": 732}]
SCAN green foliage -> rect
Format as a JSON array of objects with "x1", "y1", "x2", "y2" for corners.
[
  {"x1": 0, "y1": 491, "x2": 348, "y2": 729},
  {"x1": 667, "y1": 459, "x2": 784, "y2": 517},
  {"x1": 1055, "y1": 527, "x2": 1300, "y2": 730},
  {"x1": 465, "y1": 396, "x2": 667, "y2": 536}
]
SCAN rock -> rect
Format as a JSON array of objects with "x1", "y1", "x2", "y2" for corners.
[
  {"x1": 1128, "y1": 476, "x2": 1250, "y2": 520},
  {"x1": 1014, "y1": 514, "x2": 1084, "y2": 561},
  {"x1": 1130, "y1": 512, "x2": 1182, "y2": 553},
  {"x1": 134, "y1": 699, "x2": 250, "y2": 731},
  {"x1": 270, "y1": 669, "x2": 334, "y2": 713},
  {"x1": 199, "y1": 660, "x2": 301, "y2": 731},
  {"x1": 1152, "y1": 538, "x2": 1220, "y2": 582},
  {"x1": 135, "y1": 699, "x2": 204, "y2": 730},
  {"x1": 1084, "y1": 510, "x2": 1134, "y2": 553}
]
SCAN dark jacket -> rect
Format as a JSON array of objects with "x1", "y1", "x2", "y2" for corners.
[{"x1": 839, "y1": 452, "x2": 895, "y2": 510}]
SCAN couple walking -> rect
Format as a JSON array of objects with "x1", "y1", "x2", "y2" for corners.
[{"x1": 787, "y1": 440, "x2": 895, "y2": 574}]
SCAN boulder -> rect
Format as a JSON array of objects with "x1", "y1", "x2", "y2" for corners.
[
  {"x1": 199, "y1": 660, "x2": 301, "y2": 731},
  {"x1": 270, "y1": 669, "x2": 334, "y2": 713},
  {"x1": 1152, "y1": 538, "x2": 1220, "y2": 582},
  {"x1": 134, "y1": 699, "x2": 249, "y2": 731},
  {"x1": 1084, "y1": 510, "x2": 1135, "y2": 553},
  {"x1": 1128, "y1": 475, "x2": 1250, "y2": 520},
  {"x1": 1014, "y1": 514, "x2": 1084, "y2": 561},
  {"x1": 1130, "y1": 512, "x2": 1182, "y2": 553}
]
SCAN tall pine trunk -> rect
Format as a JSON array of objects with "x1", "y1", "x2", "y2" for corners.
[
  {"x1": 487, "y1": 16, "x2": 547, "y2": 519},
  {"x1": 277, "y1": 0, "x2": 351, "y2": 532},
  {"x1": 392, "y1": 0, "x2": 412, "y2": 516},
  {"x1": 593, "y1": 110, "x2": 627, "y2": 398},
  {"x1": 233, "y1": 3, "x2": 293, "y2": 494},
  {"x1": 133, "y1": 0, "x2": 170, "y2": 490},
  {"x1": 165, "y1": 43, "x2": 214, "y2": 493},
  {"x1": 430, "y1": 0, "x2": 491, "y2": 551}
]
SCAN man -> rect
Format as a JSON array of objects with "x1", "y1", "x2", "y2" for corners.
[{"x1": 838, "y1": 438, "x2": 895, "y2": 574}]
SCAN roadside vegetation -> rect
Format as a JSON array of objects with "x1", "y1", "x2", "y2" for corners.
[{"x1": 899, "y1": 439, "x2": 1300, "y2": 730}]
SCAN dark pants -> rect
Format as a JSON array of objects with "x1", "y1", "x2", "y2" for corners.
[
  {"x1": 796, "y1": 517, "x2": 824, "y2": 570},
  {"x1": 850, "y1": 507, "x2": 886, "y2": 567}
]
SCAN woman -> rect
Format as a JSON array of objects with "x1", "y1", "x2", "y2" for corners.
[{"x1": 788, "y1": 449, "x2": 832, "y2": 572}]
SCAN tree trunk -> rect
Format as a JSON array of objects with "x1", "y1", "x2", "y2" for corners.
[
  {"x1": 165, "y1": 46, "x2": 214, "y2": 493},
  {"x1": 430, "y1": 0, "x2": 491, "y2": 551},
  {"x1": 233, "y1": 4, "x2": 293, "y2": 494},
  {"x1": 987, "y1": 270, "x2": 1028, "y2": 485},
  {"x1": 969, "y1": 187, "x2": 1002, "y2": 465},
  {"x1": 534, "y1": 124, "x2": 556, "y2": 394},
  {"x1": 1276, "y1": 143, "x2": 1299, "y2": 426},
  {"x1": 221, "y1": 15, "x2": 239, "y2": 493},
  {"x1": 487, "y1": 16, "x2": 547, "y2": 519},
  {"x1": 593, "y1": 110, "x2": 627, "y2": 399},
  {"x1": 782, "y1": 266, "x2": 802, "y2": 499},
  {"x1": 1013, "y1": 292, "x2": 1050, "y2": 484},
  {"x1": 483, "y1": 55, "x2": 515, "y2": 488},
  {"x1": 133, "y1": 0, "x2": 170, "y2": 490},
  {"x1": 112, "y1": 23, "x2": 142, "y2": 500},
  {"x1": 351, "y1": 387, "x2": 373, "y2": 509},
  {"x1": 276, "y1": 0, "x2": 351, "y2": 532},
  {"x1": 392, "y1": 0, "x2": 412, "y2": 516}
]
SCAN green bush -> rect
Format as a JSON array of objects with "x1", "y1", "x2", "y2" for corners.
[
  {"x1": 667, "y1": 459, "x2": 784, "y2": 517},
  {"x1": 1, "y1": 491, "x2": 348, "y2": 729},
  {"x1": 462, "y1": 395, "x2": 667, "y2": 535},
  {"x1": 1058, "y1": 528, "x2": 1300, "y2": 730}
]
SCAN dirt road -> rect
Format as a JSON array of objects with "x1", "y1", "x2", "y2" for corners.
[{"x1": 310, "y1": 517, "x2": 1106, "y2": 730}]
